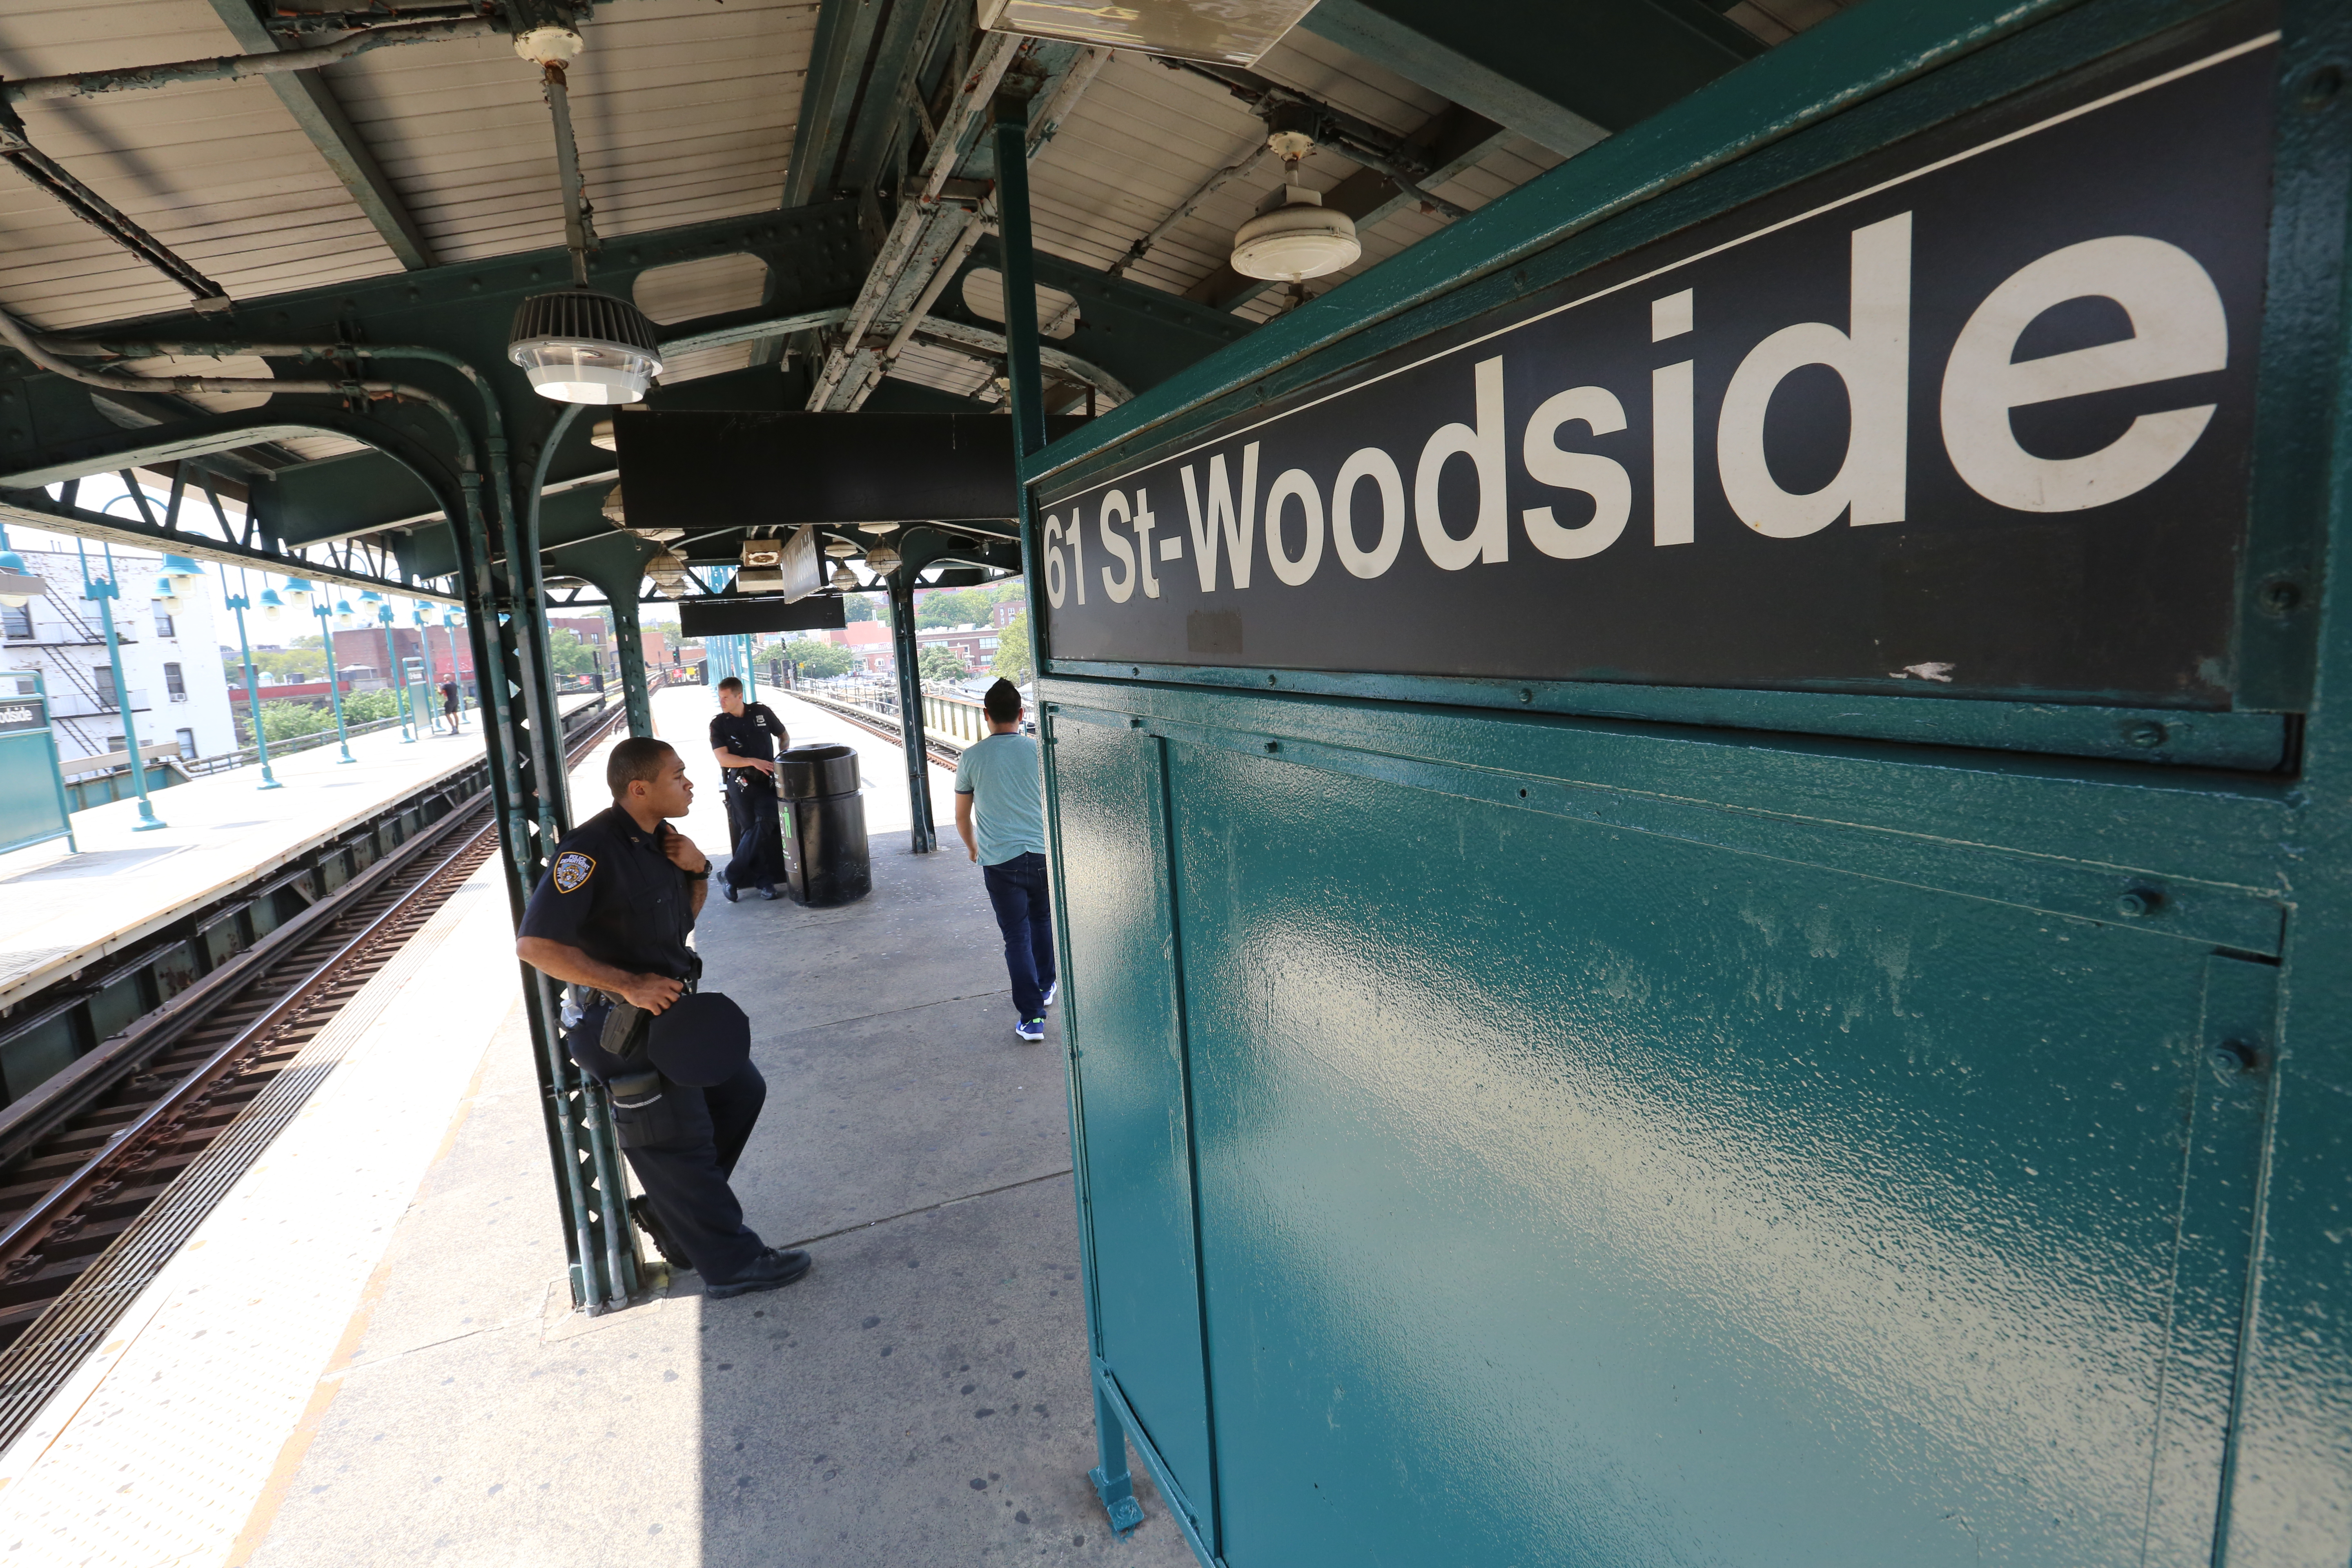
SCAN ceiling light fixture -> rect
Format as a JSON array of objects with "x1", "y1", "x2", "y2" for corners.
[
  {"x1": 864, "y1": 543, "x2": 903, "y2": 576},
  {"x1": 829, "y1": 561, "x2": 858, "y2": 592},
  {"x1": 1231, "y1": 127, "x2": 1358, "y2": 282},
  {"x1": 0, "y1": 528, "x2": 43, "y2": 609},
  {"x1": 504, "y1": 26, "x2": 665, "y2": 405}
]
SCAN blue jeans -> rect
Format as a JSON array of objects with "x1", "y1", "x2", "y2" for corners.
[{"x1": 982, "y1": 851, "x2": 1056, "y2": 1022}]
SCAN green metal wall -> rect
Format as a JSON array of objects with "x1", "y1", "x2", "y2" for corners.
[{"x1": 1029, "y1": 0, "x2": 2352, "y2": 1563}]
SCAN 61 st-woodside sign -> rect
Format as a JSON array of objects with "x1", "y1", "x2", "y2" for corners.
[{"x1": 1037, "y1": 17, "x2": 2275, "y2": 709}]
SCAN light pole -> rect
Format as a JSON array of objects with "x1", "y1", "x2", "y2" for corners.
[
  {"x1": 75, "y1": 534, "x2": 164, "y2": 831},
  {"x1": 363, "y1": 593, "x2": 416, "y2": 742},
  {"x1": 218, "y1": 565, "x2": 283, "y2": 790},
  {"x1": 285, "y1": 577, "x2": 356, "y2": 764}
]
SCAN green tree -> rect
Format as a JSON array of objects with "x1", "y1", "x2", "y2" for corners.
[
  {"x1": 843, "y1": 594, "x2": 879, "y2": 623},
  {"x1": 546, "y1": 627, "x2": 596, "y2": 677},
  {"x1": 782, "y1": 637, "x2": 853, "y2": 678},
  {"x1": 915, "y1": 588, "x2": 987, "y2": 629},
  {"x1": 991, "y1": 610, "x2": 1033, "y2": 684},
  {"x1": 918, "y1": 644, "x2": 968, "y2": 686}
]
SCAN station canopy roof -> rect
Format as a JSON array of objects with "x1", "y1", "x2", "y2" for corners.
[{"x1": 0, "y1": 0, "x2": 1853, "y2": 611}]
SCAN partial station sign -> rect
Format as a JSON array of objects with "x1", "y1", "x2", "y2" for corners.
[{"x1": 1038, "y1": 19, "x2": 2276, "y2": 708}]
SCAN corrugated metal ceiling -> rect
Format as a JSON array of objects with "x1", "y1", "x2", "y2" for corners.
[{"x1": 0, "y1": 0, "x2": 1860, "y2": 407}]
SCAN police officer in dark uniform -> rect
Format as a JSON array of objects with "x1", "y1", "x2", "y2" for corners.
[
  {"x1": 708, "y1": 675, "x2": 788, "y2": 901},
  {"x1": 514, "y1": 736, "x2": 810, "y2": 1298}
]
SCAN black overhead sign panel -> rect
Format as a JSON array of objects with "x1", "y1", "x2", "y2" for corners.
[{"x1": 1037, "y1": 21, "x2": 2276, "y2": 708}]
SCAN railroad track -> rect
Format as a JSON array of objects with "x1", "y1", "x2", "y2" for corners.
[
  {"x1": 0, "y1": 700, "x2": 628, "y2": 1445},
  {"x1": 790, "y1": 688, "x2": 967, "y2": 768}
]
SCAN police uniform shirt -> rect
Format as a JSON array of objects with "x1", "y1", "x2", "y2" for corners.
[
  {"x1": 518, "y1": 805, "x2": 698, "y2": 982},
  {"x1": 709, "y1": 702, "x2": 785, "y2": 775}
]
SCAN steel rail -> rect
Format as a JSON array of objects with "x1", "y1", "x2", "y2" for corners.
[
  {"x1": 0, "y1": 820, "x2": 491, "y2": 1275},
  {"x1": 0, "y1": 698, "x2": 628, "y2": 1279}
]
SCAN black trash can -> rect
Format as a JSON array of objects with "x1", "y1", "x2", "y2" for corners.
[{"x1": 774, "y1": 743, "x2": 870, "y2": 906}]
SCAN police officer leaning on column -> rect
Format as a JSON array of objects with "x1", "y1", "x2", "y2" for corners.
[{"x1": 514, "y1": 736, "x2": 811, "y2": 1298}]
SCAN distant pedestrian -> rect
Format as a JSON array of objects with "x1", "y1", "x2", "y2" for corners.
[
  {"x1": 955, "y1": 679, "x2": 1054, "y2": 1042},
  {"x1": 441, "y1": 679, "x2": 461, "y2": 733}
]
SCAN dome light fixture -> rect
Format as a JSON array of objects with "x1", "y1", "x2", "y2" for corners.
[
  {"x1": 504, "y1": 23, "x2": 665, "y2": 406},
  {"x1": 509, "y1": 291, "x2": 666, "y2": 406},
  {"x1": 281, "y1": 576, "x2": 314, "y2": 610},
  {"x1": 152, "y1": 574, "x2": 178, "y2": 599},
  {"x1": 0, "y1": 536, "x2": 42, "y2": 609},
  {"x1": 829, "y1": 560, "x2": 858, "y2": 592},
  {"x1": 863, "y1": 543, "x2": 903, "y2": 577},
  {"x1": 159, "y1": 553, "x2": 203, "y2": 583},
  {"x1": 1231, "y1": 128, "x2": 1359, "y2": 282}
]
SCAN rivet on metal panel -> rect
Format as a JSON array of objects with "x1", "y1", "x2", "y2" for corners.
[
  {"x1": 1131, "y1": 666, "x2": 1139, "y2": 675},
  {"x1": 2261, "y1": 577, "x2": 2304, "y2": 615},
  {"x1": 1129, "y1": 717, "x2": 1143, "y2": 728},
  {"x1": 2125, "y1": 721, "x2": 2167, "y2": 748},
  {"x1": 2300, "y1": 64, "x2": 2342, "y2": 109},
  {"x1": 2114, "y1": 887, "x2": 2163, "y2": 918},
  {"x1": 1267, "y1": 674, "x2": 1278, "y2": 684},
  {"x1": 1264, "y1": 739, "x2": 1280, "y2": 753},
  {"x1": 1520, "y1": 688, "x2": 1533, "y2": 703},
  {"x1": 2211, "y1": 1038, "x2": 2263, "y2": 1074}
]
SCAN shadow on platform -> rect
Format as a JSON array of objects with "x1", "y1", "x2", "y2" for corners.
[{"x1": 243, "y1": 827, "x2": 1190, "y2": 1567}]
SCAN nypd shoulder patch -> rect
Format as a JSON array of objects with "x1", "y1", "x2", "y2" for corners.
[{"x1": 552, "y1": 851, "x2": 595, "y2": 893}]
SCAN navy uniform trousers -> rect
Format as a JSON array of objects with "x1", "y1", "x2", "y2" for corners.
[
  {"x1": 569, "y1": 1003, "x2": 769, "y2": 1285},
  {"x1": 724, "y1": 776, "x2": 786, "y2": 892}
]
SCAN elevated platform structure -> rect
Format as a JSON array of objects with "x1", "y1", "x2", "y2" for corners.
[
  {"x1": 0, "y1": 701, "x2": 586, "y2": 1011},
  {"x1": 0, "y1": 684, "x2": 1184, "y2": 1567}
]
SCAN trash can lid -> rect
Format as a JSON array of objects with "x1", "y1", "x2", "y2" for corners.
[{"x1": 776, "y1": 742, "x2": 860, "y2": 799}]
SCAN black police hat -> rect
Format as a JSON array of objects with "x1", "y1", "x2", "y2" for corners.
[{"x1": 647, "y1": 991, "x2": 752, "y2": 1087}]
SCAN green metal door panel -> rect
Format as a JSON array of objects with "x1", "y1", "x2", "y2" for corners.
[
  {"x1": 0, "y1": 732, "x2": 69, "y2": 855},
  {"x1": 1163, "y1": 740, "x2": 2266, "y2": 1568},
  {"x1": 1053, "y1": 715, "x2": 1217, "y2": 1528}
]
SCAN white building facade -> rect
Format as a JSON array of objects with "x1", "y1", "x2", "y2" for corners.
[{"x1": 0, "y1": 546, "x2": 238, "y2": 766}]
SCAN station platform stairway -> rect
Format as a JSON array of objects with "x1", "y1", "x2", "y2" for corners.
[{"x1": 0, "y1": 683, "x2": 1188, "y2": 1568}]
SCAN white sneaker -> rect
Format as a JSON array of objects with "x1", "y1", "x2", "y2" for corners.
[
  {"x1": 1041, "y1": 980, "x2": 1058, "y2": 1008},
  {"x1": 1014, "y1": 1017, "x2": 1045, "y2": 1042}
]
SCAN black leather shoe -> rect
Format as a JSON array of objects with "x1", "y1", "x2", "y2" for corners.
[
  {"x1": 706, "y1": 1247, "x2": 813, "y2": 1298},
  {"x1": 630, "y1": 1196, "x2": 693, "y2": 1271},
  {"x1": 721, "y1": 880, "x2": 739, "y2": 902},
  {"x1": 757, "y1": 884, "x2": 780, "y2": 901}
]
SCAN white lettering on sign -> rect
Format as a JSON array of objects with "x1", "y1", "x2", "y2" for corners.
[
  {"x1": 1716, "y1": 211, "x2": 1912, "y2": 537},
  {"x1": 1037, "y1": 27, "x2": 2273, "y2": 698},
  {"x1": 1415, "y1": 356, "x2": 1510, "y2": 570},
  {"x1": 0, "y1": 705, "x2": 36, "y2": 726},
  {"x1": 1941, "y1": 234, "x2": 2227, "y2": 512},
  {"x1": 1332, "y1": 448, "x2": 1405, "y2": 578},
  {"x1": 1063, "y1": 221, "x2": 2229, "y2": 587}
]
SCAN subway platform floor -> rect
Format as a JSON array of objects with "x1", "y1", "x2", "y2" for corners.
[{"x1": 0, "y1": 683, "x2": 1188, "y2": 1567}]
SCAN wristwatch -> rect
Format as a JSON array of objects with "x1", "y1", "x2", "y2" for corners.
[{"x1": 683, "y1": 866, "x2": 710, "y2": 882}]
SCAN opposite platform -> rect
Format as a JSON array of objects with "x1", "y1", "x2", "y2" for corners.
[{"x1": 0, "y1": 697, "x2": 595, "y2": 1016}]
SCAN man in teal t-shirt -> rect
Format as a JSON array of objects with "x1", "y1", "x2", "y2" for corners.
[{"x1": 955, "y1": 679, "x2": 1055, "y2": 1042}]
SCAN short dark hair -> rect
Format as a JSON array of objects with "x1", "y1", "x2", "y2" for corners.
[
  {"x1": 716, "y1": 675, "x2": 743, "y2": 694},
  {"x1": 608, "y1": 737, "x2": 677, "y2": 799},
  {"x1": 984, "y1": 678, "x2": 1022, "y2": 724}
]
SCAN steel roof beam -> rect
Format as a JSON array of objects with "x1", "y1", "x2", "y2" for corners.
[
  {"x1": 1299, "y1": 0, "x2": 1760, "y2": 156},
  {"x1": 781, "y1": 0, "x2": 899, "y2": 209},
  {"x1": 202, "y1": 0, "x2": 439, "y2": 271}
]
